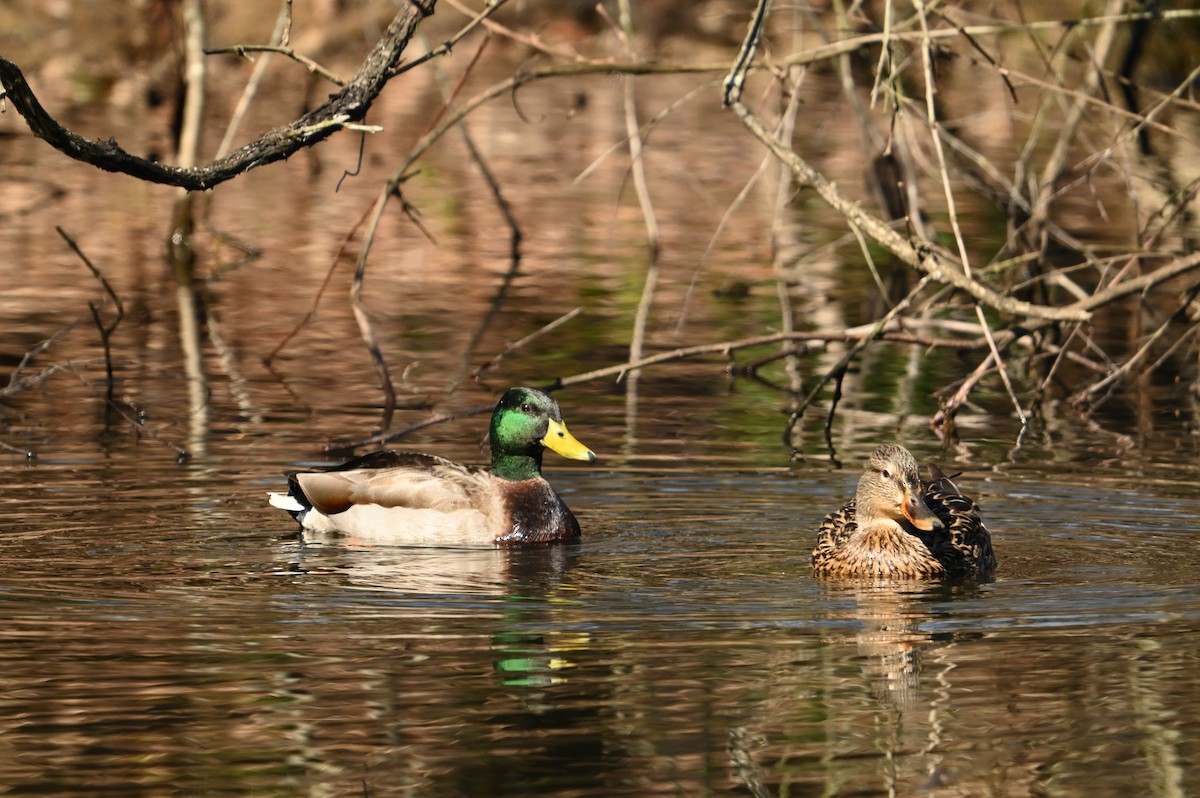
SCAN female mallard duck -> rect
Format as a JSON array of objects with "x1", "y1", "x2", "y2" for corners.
[
  {"x1": 812, "y1": 444, "x2": 997, "y2": 579},
  {"x1": 268, "y1": 387, "x2": 596, "y2": 547}
]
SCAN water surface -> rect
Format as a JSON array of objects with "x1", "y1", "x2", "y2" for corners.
[{"x1": 2, "y1": 442, "x2": 1199, "y2": 796}]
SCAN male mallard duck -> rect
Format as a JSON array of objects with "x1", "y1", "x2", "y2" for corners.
[
  {"x1": 811, "y1": 444, "x2": 997, "y2": 579},
  {"x1": 268, "y1": 387, "x2": 596, "y2": 547}
]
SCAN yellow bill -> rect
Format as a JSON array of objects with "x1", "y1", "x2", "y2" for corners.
[{"x1": 542, "y1": 418, "x2": 597, "y2": 463}]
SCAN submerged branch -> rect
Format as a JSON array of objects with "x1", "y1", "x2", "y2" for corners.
[
  {"x1": 57, "y1": 228, "x2": 123, "y2": 403},
  {"x1": 783, "y1": 277, "x2": 933, "y2": 448},
  {"x1": 1, "y1": 324, "x2": 83, "y2": 398}
]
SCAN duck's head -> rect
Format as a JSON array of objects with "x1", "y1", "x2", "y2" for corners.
[
  {"x1": 855, "y1": 444, "x2": 943, "y2": 533},
  {"x1": 490, "y1": 387, "x2": 596, "y2": 480}
]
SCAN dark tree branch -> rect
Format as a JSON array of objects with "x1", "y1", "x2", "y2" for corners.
[{"x1": 0, "y1": 2, "x2": 433, "y2": 191}]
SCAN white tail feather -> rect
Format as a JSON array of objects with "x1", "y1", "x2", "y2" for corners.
[{"x1": 268, "y1": 492, "x2": 304, "y2": 512}]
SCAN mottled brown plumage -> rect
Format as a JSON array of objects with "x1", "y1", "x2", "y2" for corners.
[
  {"x1": 812, "y1": 444, "x2": 997, "y2": 579},
  {"x1": 267, "y1": 388, "x2": 596, "y2": 547}
]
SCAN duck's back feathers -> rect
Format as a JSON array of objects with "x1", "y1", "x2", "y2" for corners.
[
  {"x1": 292, "y1": 451, "x2": 487, "y2": 516},
  {"x1": 922, "y1": 466, "x2": 997, "y2": 577},
  {"x1": 273, "y1": 450, "x2": 580, "y2": 547}
]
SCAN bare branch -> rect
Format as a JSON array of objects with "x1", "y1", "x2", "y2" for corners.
[
  {"x1": 1074, "y1": 252, "x2": 1200, "y2": 314},
  {"x1": 0, "y1": 3, "x2": 433, "y2": 190},
  {"x1": 720, "y1": 4, "x2": 1090, "y2": 325},
  {"x1": 728, "y1": 100, "x2": 1091, "y2": 322},
  {"x1": 552, "y1": 325, "x2": 981, "y2": 390},
  {"x1": 471, "y1": 308, "x2": 583, "y2": 382},
  {"x1": 331, "y1": 402, "x2": 491, "y2": 454}
]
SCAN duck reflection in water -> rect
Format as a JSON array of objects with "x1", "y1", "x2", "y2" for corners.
[
  {"x1": 729, "y1": 577, "x2": 997, "y2": 797},
  {"x1": 812, "y1": 444, "x2": 997, "y2": 580}
]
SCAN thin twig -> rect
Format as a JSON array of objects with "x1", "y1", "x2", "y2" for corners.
[
  {"x1": 394, "y1": 0, "x2": 512, "y2": 78},
  {"x1": 931, "y1": 351, "x2": 995, "y2": 436},
  {"x1": 1029, "y1": 322, "x2": 1085, "y2": 415},
  {"x1": 214, "y1": 2, "x2": 297, "y2": 159},
  {"x1": 0, "y1": 362, "x2": 79, "y2": 400},
  {"x1": 551, "y1": 321, "x2": 978, "y2": 390},
  {"x1": 1072, "y1": 284, "x2": 1200, "y2": 409},
  {"x1": 1139, "y1": 325, "x2": 1200, "y2": 386},
  {"x1": 4, "y1": 317, "x2": 83, "y2": 391},
  {"x1": 0, "y1": 439, "x2": 35, "y2": 457},
  {"x1": 737, "y1": 341, "x2": 823, "y2": 377},
  {"x1": 330, "y1": 403, "x2": 492, "y2": 453},
  {"x1": 781, "y1": 276, "x2": 933, "y2": 450},
  {"x1": 914, "y1": 0, "x2": 1025, "y2": 426},
  {"x1": 471, "y1": 308, "x2": 582, "y2": 382},
  {"x1": 573, "y1": 79, "x2": 717, "y2": 189},
  {"x1": 57, "y1": 227, "x2": 123, "y2": 403},
  {"x1": 993, "y1": 64, "x2": 1181, "y2": 139},
  {"x1": 204, "y1": 44, "x2": 345, "y2": 87},
  {"x1": 443, "y1": 0, "x2": 584, "y2": 62}
]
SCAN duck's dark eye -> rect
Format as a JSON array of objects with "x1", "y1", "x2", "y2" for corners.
[
  {"x1": 520, "y1": 402, "x2": 532, "y2": 413},
  {"x1": 881, "y1": 468, "x2": 891, "y2": 479}
]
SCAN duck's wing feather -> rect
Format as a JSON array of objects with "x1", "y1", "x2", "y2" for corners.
[
  {"x1": 923, "y1": 464, "x2": 997, "y2": 576},
  {"x1": 923, "y1": 463, "x2": 963, "y2": 497},
  {"x1": 813, "y1": 499, "x2": 857, "y2": 562},
  {"x1": 290, "y1": 451, "x2": 491, "y2": 517}
]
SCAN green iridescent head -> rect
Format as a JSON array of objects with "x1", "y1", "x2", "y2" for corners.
[{"x1": 489, "y1": 387, "x2": 596, "y2": 481}]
